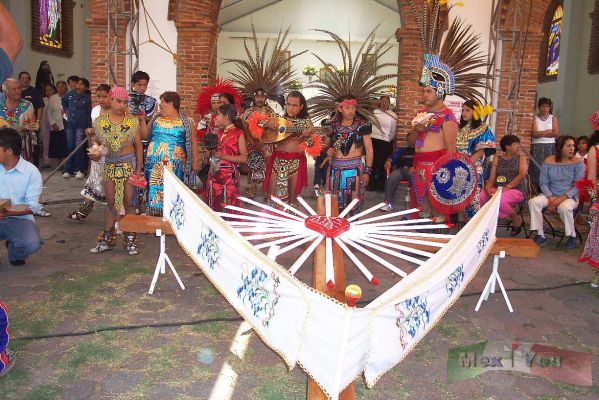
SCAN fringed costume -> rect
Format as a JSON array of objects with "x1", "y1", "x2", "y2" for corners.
[
  {"x1": 241, "y1": 104, "x2": 277, "y2": 199},
  {"x1": 92, "y1": 110, "x2": 139, "y2": 255},
  {"x1": 457, "y1": 123, "x2": 496, "y2": 217},
  {"x1": 262, "y1": 116, "x2": 314, "y2": 203},
  {"x1": 408, "y1": 0, "x2": 489, "y2": 215},
  {"x1": 325, "y1": 118, "x2": 372, "y2": 211},
  {"x1": 203, "y1": 125, "x2": 244, "y2": 212},
  {"x1": 306, "y1": 26, "x2": 399, "y2": 213},
  {"x1": 223, "y1": 24, "x2": 306, "y2": 200},
  {"x1": 145, "y1": 115, "x2": 189, "y2": 216}
]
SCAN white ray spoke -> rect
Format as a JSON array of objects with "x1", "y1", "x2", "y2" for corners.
[
  {"x1": 365, "y1": 233, "x2": 446, "y2": 248},
  {"x1": 244, "y1": 231, "x2": 300, "y2": 241},
  {"x1": 233, "y1": 227, "x2": 295, "y2": 234},
  {"x1": 296, "y1": 196, "x2": 317, "y2": 216},
  {"x1": 224, "y1": 205, "x2": 302, "y2": 224},
  {"x1": 333, "y1": 238, "x2": 377, "y2": 284},
  {"x1": 255, "y1": 234, "x2": 310, "y2": 250},
  {"x1": 354, "y1": 223, "x2": 448, "y2": 231},
  {"x1": 347, "y1": 202, "x2": 387, "y2": 222},
  {"x1": 219, "y1": 212, "x2": 300, "y2": 226},
  {"x1": 348, "y1": 237, "x2": 424, "y2": 267},
  {"x1": 325, "y1": 194, "x2": 332, "y2": 217},
  {"x1": 325, "y1": 237, "x2": 334, "y2": 287},
  {"x1": 340, "y1": 237, "x2": 411, "y2": 276},
  {"x1": 366, "y1": 230, "x2": 454, "y2": 239},
  {"x1": 351, "y1": 208, "x2": 422, "y2": 225},
  {"x1": 357, "y1": 236, "x2": 434, "y2": 258},
  {"x1": 355, "y1": 218, "x2": 434, "y2": 228},
  {"x1": 237, "y1": 197, "x2": 304, "y2": 221},
  {"x1": 338, "y1": 198, "x2": 359, "y2": 218},
  {"x1": 277, "y1": 234, "x2": 319, "y2": 255},
  {"x1": 289, "y1": 236, "x2": 324, "y2": 275},
  {"x1": 269, "y1": 196, "x2": 309, "y2": 218}
]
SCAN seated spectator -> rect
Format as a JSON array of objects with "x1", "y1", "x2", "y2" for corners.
[
  {"x1": 576, "y1": 135, "x2": 590, "y2": 162},
  {"x1": 579, "y1": 130, "x2": 599, "y2": 287},
  {"x1": 381, "y1": 145, "x2": 415, "y2": 212},
  {"x1": 481, "y1": 135, "x2": 527, "y2": 235},
  {"x1": 528, "y1": 135, "x2": 584, "y2": 249},
  {"x1": 0, "y1": 127, "x2": 44, "y2": 265}
]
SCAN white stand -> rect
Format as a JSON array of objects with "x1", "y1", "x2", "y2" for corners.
[
  {"x1": 149, "y1": 228, "x2": 186, "y2": 294},
  {"x1": 475, "y1": 250, "x2": 513, "y2": 313}
]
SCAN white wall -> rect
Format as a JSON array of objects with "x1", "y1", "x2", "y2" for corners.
[
  {"x1": 135, "y1": 0, "x2": 177, "y2": 98},
  {"x1": 7, "y1": 0, "x2": 90, "y2": 84},
  {"x1": 217, "y1": 0, "x2": 401, "y2": 99}
]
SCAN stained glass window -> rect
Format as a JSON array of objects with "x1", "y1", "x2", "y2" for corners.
[
  {"x1": 545, "y1": 4, "x2": 562, "y2": 77},
  {"x1": 38, "y1": 0, "x2": 63, "y2": 49}
]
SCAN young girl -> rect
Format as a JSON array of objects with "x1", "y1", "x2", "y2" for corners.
[
  {"x1": 65, "y1": 84, "x2": 111, "y2": 221},
  {"x1": 203, "y1": 104, "x2": 247, "y2": 212}
]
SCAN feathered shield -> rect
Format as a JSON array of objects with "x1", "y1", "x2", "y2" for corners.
[
  {"x1": 222, "y1": 24, "x2": 307, "y2": 99},
  {"x1": 195, "y1": 77, "x2": 242, "y2": 115}
]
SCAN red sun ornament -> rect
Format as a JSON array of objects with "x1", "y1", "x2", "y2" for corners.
[{"x1": 304, "y1": 215, "x2": 351, "y2": 238}]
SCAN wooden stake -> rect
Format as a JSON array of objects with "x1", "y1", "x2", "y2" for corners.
[{"x1": 307, "y1": 196, "x2": 355, "y2": 400}]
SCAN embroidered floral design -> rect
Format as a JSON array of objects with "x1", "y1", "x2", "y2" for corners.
[
  {"x1": 448, "y1": 166, "x2": 468, "y2": 196},
  {"x1": 476, "y1": 229, "x2": 490, "y2": 257},
  {"x1": 197, "y1": 226, "x2": 220, "y2": 270},
  {"x1": 395, "y1": 295, "x2": 430, "y2": 349},
  {"x1": 236, "y1": 265, "x2": 281, "y2": 328},
  {"x1": 169, "y1": 194, "x2": 185, "y2": 230},
  {"x1": 446, "y1": 264, "x2": 465, "y2": 296}
]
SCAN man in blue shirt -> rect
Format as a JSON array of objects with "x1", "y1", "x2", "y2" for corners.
[{"x1": 0, "y1": 127, "x2": 43, "y2": 265}]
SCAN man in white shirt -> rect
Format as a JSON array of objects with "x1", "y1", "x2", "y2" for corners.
[
  {"x1": 0, "y1": 127, "x2": 43, "y2": 266},
  {"x1": 367, "y1": 96, "x2": 397, "y2": 192}
]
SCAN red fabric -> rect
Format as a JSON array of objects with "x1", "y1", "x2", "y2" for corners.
[
  {"x1": 339, "y1": 99, "x2": 357, "y2": 107},
  {"x1": 202, "y1": 126, "x2": 244, "y2": 212},
  {"x1": 411, "y1": 149, "x2": 448, "y2": 209},
  {"x1": 263, "y1": 150, "x2": 308, "y2": 195}
]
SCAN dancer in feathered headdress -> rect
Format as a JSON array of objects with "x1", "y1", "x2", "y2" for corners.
[
  {"x1": 406, "y1": 0, "x2": 489, "y2": 219},
  {"x1": 308, "y1": 26, "x2": 398, "y2": 213},
  {"x1": 223, "y1": 24, "x2": 306, "y2": 200},
  {"x1": 195, "y1": 78, "x2": 242, "y2": 141}
]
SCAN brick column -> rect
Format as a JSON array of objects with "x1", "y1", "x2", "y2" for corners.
[
  {"x1": 171, "y1": 0, "x2": 222, "y2": 120},
  {"x1": 395, "y1": 26, "x2": 423, "y2": 142}
]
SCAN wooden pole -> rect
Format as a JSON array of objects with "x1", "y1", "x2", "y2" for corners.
[{"x1": 307, "y1": 196, "x2": 355, "y2": 400}]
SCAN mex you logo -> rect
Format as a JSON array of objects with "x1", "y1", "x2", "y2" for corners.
[{"x1": 447, "y1": 341, "x2": 592, "y2": 386}]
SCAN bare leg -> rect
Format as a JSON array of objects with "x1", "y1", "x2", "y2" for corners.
[{"x1": 288, "y1": 173, "x2": 298, "y2": 205}]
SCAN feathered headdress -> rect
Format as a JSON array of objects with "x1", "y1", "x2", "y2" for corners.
[
  {"x1": 307, "y1": 26, "x2": 399, "y2": 126},
  {"x1": 195, "y1": 77, "x2": 242, "y2": 115},
  {"x1": 223, "y1": 24, "x2": 307, "y2": 99},
  {"x1": 409, "y1": 0, "x2": 488, "y2": 101}
]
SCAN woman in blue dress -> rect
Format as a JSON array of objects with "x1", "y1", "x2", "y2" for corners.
[
  {"x1": 144, "y1": 91, "x2": 199, "y2": 216},
  {"x1": 457, "y1": 100, "x2": 496, "y2": 218}
]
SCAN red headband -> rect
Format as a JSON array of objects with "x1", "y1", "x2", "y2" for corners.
[{"x1": 338, "y1": 99, "x2": 357, "y2": 107}]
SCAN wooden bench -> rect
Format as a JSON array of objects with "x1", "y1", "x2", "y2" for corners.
[{"x1": 119, "y1": 215, "x2": 173, "y2": 235}]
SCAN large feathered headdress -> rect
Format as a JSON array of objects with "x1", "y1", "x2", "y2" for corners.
[
  {"x1": 195, "y1": 77, "x2": 242, "y2": 115},
  {"x1": 222, "y1": 24, "x2": 306, "y2": 99},
  {"x1": 409, "y1": 0, "x2": 488, "y2": 101},
  {"x1": 307, "y1": 26, "x2": 399, "y2": 126}
]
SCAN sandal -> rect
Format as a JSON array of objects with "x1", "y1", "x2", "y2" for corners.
[
  {"x1": 35, "y1": 208, "x2": 51, "y2": 217},
  {"x1": 65, "y1": 202, "x2": 94, "y2": 222}
]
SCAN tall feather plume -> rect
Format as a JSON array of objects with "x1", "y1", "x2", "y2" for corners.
[
  {"x1": 307, "y1": 26, "x2": 402, "y2": 127},
  {"x1": 408, "y1": 0, "x2": 489, "y2": 102},
  {"x1": 222, "y1": 24, "x2": 307, "y2": 99}
]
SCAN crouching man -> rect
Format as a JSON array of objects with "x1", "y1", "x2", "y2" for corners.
[{"x1": 0, "y1": 127, "x2": 43, "y2": 266}]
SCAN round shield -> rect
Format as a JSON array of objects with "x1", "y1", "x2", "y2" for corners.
[
  {"x1": 429, "y1": 153, "x2": 478, "y2": 214},
  {"x1": 247, "y1": 149, "x2": 266, "y2": 171}
]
